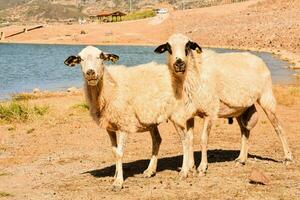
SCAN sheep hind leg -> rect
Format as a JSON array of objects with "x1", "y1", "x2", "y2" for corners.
[
  {"x1": 109, "y1": 131, "x2": 127, "y2": 191},
  {"x1": 259, "y1": 104, "x2": 293, "y2": 164},
  {"x1": 235, "y1": 105, "x2": 258, "y2": 165},
  {"x1": 143, "y1": 125, "x2": 162, "y2": 178},
  {"x1": 198, "y1": 117, "x2": 212, "y2": 176}
]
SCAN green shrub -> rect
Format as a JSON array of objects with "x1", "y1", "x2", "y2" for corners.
[
  {"x1": 121, "y1": 10, "x2": 156, "y2": 22},
  {"x1": 71, "y1": 103, "x2": 89, "y2": 111},
  {"x1": 0, "y1": 101, "x2": 48, "y2": 123}
]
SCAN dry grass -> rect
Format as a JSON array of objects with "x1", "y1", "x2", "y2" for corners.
[
  {"x1": 71, "y1": 102, "x2": 89, "y2": 111},
  {"x1": 12, "y1": 93, "x2": 38, "y2": 101},
  {"x1": 0, "y1": 172, "x2": 12, "y2": 177},
  {"x1": 0, "y1": 191, "x2": 12, "y2": 197},
  {"x1": 273, "y1": 86, "x2": 300, "y2": 106},
  {"x1": 11, "y1": 91, "x2": 82, "y2": 101},
  {"x1": 0, "y1": 101, "x2": 49, "y2": 124}
]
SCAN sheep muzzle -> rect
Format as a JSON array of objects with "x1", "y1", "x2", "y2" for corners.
[
  {"x1": 85, "y1": 69, "x2": 99, "y2": 85},
  {"x1": 173, "y1": 59, "x2": 186, "y2": 73}
]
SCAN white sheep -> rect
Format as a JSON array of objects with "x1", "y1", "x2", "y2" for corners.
[
  {"x1": 64, "y1": 46, "x2": 192, "y2": 190},
  {"x1": 155, "y1": 33, "x2": 293, "y2": 175}
]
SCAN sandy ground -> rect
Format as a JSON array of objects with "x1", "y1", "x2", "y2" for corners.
[
  {"x1": 0, "y1": 86, "x2": 300, "y2": 199},
  {"x1": 1, "y1": 0, "x2": 300, "y2": 66},
  {"x1": 1, "y1": 0, "x2": 300, "y2": 199}
]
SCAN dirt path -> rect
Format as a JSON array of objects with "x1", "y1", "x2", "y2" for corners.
[{"x1": 0, "y1": 86, "x2": 299, "y2": 199}]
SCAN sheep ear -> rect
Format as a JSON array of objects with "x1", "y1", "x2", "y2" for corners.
[
  {"x1": 186, "y1": 41, "x2": 202, "y2": 54},
  {"x1": 64, "y1": 55, "x2": 82, "y2": 67},
  {"x1": 154, "y1": 42, "x2": 172, "y2": 54},
  {"x1": 100, "y1": 52, "x2": 119, "y2": 63}
]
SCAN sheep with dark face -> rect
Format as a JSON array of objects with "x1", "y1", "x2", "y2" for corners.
[
  {"x1": 64, "y1": 46, "x2": 193, "y2": 190},
  {"x1": 155, "y1": 34, "x2": 292, "y2": 175}
]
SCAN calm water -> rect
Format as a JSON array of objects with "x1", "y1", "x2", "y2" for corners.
[{"x1": 0, "y1": 44, "x2": 297, "y2": 100}]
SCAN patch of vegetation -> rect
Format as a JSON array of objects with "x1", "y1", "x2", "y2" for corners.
[
  {"x1": 12, "y1": 93, "x2": 38, "y2": 101},
  {"x1": 72, "y1": 102, "x2": 89, "y2": 111},
  {"x1": 7, "y1": 126, "x2": 16, "y2": 131},
  {"x1": 289, "y1": 87, "x2": 300, "y2": 97},
  {"x1": 121, "y1": 9, "x2": 156, "y2": 22},
  {"x1": 0, "y1": 191, "x2": 12, "y2": 197},
  {"x1": 274, "y1": 86, "x2": 300, "y2": 106},
  {"x1": 0, "y1": 101, "x2": 49, "y2": 123},
  {"x1": 26, "y1": 128, "x2": 35, "y2": 134},
  {"x1": 0, "y1": 172, "x2": 12, "y2": 176}
]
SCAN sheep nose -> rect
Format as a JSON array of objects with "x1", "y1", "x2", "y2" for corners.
[
  {"x1": 173, "y1": 59, "x2": 186, "y2": 72},
  {"x1": 86, "y1": 69, "x2": 95, "y2": 76}
]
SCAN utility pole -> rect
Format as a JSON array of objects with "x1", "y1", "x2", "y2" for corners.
[{"x1": 129, "y1": 0, "x2": 132, "y2": 13}]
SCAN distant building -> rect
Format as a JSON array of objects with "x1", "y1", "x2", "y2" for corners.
[{"x1": 90, "y1": 11, "x2": 126, "y2": 22}]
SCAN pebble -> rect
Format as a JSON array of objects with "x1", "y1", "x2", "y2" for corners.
[
  {"x1": 249, "y1": 168, "x2": 270, "y2": 185},
  {"x1": 67, "y1": 87, "x2": 77, "y2": 92},
  {"x1": 33, "y1": 88, "x2": 40, "y2": 93}
]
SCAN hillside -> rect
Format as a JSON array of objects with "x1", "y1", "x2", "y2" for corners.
[
  {"x1": 0, "y1": 0, "x2": 84, "y2": 22},
  {"x1": 0, "y1": 0, "x2": 251, "y2": 22}
]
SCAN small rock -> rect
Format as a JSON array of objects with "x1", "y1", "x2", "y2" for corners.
[
  {"x1": 293, "y1": 74, "x2": 300, "y2": 79},
  {"x1": 67, "y1": 87, "x2": 77, "y2": 92},
  {"x1": 289, "y1": 63, "x2": 300, "y2": 69},
  {"x1": 80, "y1": 30, "x2": 87, "y2": 34},
  {"x1": 249, "y1": 168, "x2": 270, "y2": 185},
  {"x1": 33, "y1": 88, "x2": 40, "y2": 93}
]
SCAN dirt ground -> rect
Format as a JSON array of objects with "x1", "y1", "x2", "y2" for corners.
[
  {"x1": 0, "y1": 86, "x2": 299, "y2": 200},
  {"x1": 1, "y1": 0, "x2": 300, "y2": 66}
]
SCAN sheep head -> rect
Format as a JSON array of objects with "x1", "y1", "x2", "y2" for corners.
[
  {"x1": 155, "y1": 34, "x2": 202, "y2": 74},
  {"x1": 64, "y1": 46, "x2": 119, "y2": 86}
]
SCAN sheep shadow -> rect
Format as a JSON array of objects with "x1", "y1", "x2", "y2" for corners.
[{"x1": 83, "y1": 149, "x2": 279, "y2": 180}]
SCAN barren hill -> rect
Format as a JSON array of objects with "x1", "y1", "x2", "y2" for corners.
[{"x1": 0, "y1": 0, "x2": 251, "y2": 22}]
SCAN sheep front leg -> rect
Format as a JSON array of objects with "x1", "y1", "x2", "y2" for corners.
[
  {"x1": 108, "y1": 131, "x2": 127, "y2": 191},
  {"x1": 143, "y1": 125, "x2": 162, "y2": 178},
  {"x1": 198, "y1": 117, "x2": 212, "y2": 176},
  {"x1": 173, "y1": 124, "x2": 190, "y2": 179},
  {"x1": 187, "y1": 118, "x2": 196, "y2": 172},
  {"x1": 108, "y1": 131, "x2": 118, "y2": 178}
]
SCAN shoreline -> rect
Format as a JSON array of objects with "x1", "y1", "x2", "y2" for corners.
[
  {"x1": 1, "y1": 83, "x2": 299, "y2": 103},
  {"x1": 1, "y1": 40, "x2": 299, "y2": 66}
]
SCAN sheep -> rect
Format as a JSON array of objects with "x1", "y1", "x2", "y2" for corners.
[
  {"x1": 155, "y1": 33, "x2": 293, "y2": 176},
  {"x1": 64, "y1": 46, "x2": 192, "y2": 190}
]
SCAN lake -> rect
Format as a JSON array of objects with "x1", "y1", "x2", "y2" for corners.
[{"x1": 0, "y1": 43, "x2": 297, "y2": 100}]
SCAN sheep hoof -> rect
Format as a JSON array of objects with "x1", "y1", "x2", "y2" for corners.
[
  {"x1": 197, "y1": 164, "x2": 208, "y2": 176},
  {"x1": 143, "y1": 169, "x2": 156, "y2": 178},
  {"x1": 235, "y1": 158, "x2": 246, "y2": 166},
  {"x1": 198, "y1": 170, "x2": 206, "y2": 177},
  {"x1": 179, "y1": 170, "x2": 188, "y2": 179},
  {"x1": 283, "y1": 158, "x2": 293, "y2": 166},
  {"x1": 111, "y1": 180, "x2": 123, "y2": 192},
  {"x1": 189, "y1": 165, "x2": 197, "y2": 176}
]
